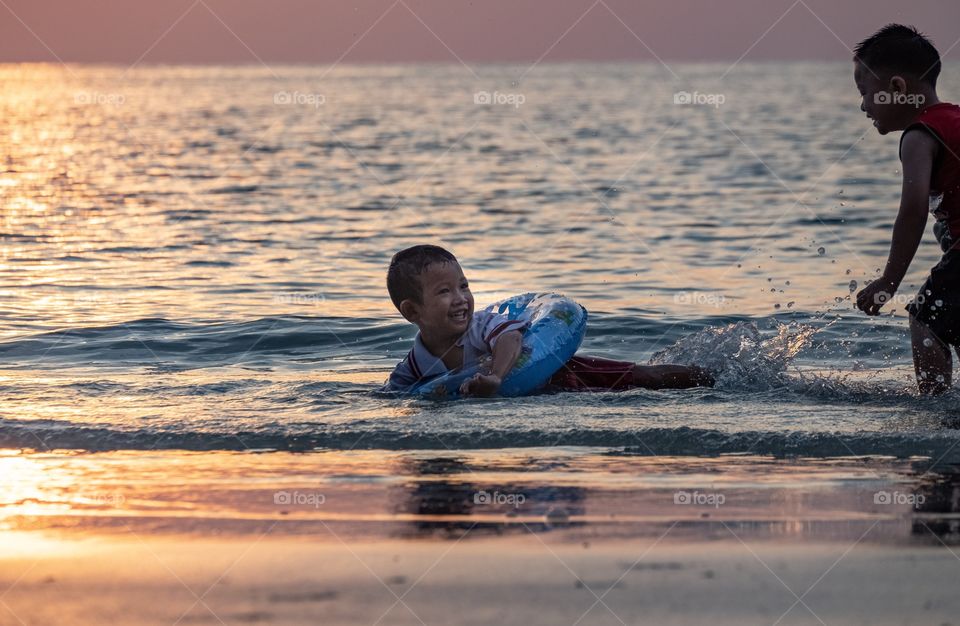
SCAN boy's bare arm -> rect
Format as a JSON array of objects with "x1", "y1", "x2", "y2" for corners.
[
  {"x1": 856, "y1": 130, "x2": 938, "y2": 316},
  {"x1": 460, "y1": 330, "x2": 523, "y2": 396},
  {"x1": 487, "y1": 330, "x2": 523, "y2": 379}
]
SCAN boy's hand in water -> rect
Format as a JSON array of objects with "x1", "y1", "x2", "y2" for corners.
[
  {"x1": 460, "y1": 330, "x2": 521, "y2": 397},
  {"x1": 460, "y1": 372, "x2": 502, "y2": 397},
  {"x1": 856, "y1": 277, "x2": 898, "y2": 316}
]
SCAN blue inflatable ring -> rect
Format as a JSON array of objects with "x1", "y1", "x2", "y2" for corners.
[{"x1": 408, "y1": 292, "x2": 587, "y2": 399}]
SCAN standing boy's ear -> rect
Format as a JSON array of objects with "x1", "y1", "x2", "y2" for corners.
[
  {"x1": 889, "y1": 75, "x2": 907, "y2": 95},
  {"x1": 399, "y1": 299, "x2": 419, "y2": 323}
]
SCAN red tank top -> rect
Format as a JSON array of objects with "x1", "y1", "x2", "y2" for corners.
[{"x1": 902, "y1": 102, "x2": 960, "y2": 246}]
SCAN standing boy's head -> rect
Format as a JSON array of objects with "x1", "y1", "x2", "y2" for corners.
[
  {"x1": 387, "y1": 245, "x2": 474, "y2": 339},
  {"x1": 853, "y1": 24, "x2": 940, "y2": 135}
]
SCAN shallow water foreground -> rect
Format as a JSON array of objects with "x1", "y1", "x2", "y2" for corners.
[{"x1": 1, "y1": 449, "x2": 959, "y2": 625}]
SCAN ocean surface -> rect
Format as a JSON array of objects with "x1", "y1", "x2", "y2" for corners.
[{"x1": 1, "y1": 61, "x2": 959, "y2": 462}]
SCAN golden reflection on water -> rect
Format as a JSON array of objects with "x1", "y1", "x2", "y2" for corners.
[
  {"x1": 0, "y1": 450, "x2": 933, "y2": 545},
  {"x1": 0, "y1": 451, "x2": 53, "y2": 523},
  {"x1": 2, "y1": 62, "x2": 934, "y2": 339},
  {"x1": 0, "y1": 530, "x2": 86, "y2": 558},
  {"x1": 1, "y1": 63, "x2": 955, "y2": 554}
]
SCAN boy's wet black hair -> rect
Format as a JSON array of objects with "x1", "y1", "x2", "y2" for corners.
[
  {"x1": 387, "y1": 245, "x2": 458, "y2": 311},
  {"x1": 854, "y1": 24, "x2": 941, "y2": 87}
]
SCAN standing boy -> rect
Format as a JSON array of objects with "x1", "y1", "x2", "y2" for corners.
[{"x1": 853, "y1": 24, "x2": 960, "y2": 394}]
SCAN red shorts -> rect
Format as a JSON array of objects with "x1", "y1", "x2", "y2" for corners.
[{"x1": 547, "y1": 355, "x2": 636, "y2": 391}]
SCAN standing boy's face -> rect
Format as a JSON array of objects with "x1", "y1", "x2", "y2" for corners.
[
  {"x1": 408, "y1": 262, "x2": 474, "y2": 338},
  {"x1": 853, "y1": 60, "x2": 914, "y2": 135}
]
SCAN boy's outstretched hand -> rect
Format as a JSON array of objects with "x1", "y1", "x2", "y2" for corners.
[
  {"x1": 459, "y1": 372, "x2": 502, "y2": 397},
  {"x1": 856, "y1": 278, "x2": 898, "y2": 316}
]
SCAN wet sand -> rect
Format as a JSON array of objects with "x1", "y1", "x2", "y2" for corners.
[{"x1": 3, "y1": 533, "x2": 960, "y2": 625}]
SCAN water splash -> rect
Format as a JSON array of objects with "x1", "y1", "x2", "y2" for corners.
[{"x1": 649, "y1": 321, "x2": 818, "y2": 390}]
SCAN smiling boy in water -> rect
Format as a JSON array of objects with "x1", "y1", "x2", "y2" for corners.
[
  {"x1": 852, "y1": 25, "x2": 960, "y2": 394},
  {"x1": 383, "y1": 245, "x2": 713, "y2": 396}
]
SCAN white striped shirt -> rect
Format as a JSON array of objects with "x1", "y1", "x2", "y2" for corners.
[{"x1": 383, "y1": 310, "x2": 527, "y2": 392}]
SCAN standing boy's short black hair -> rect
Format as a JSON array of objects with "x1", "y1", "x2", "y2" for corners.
[
  {"x1": 386, "y1": 245, "x2": 458, "y2": 311},
  {"x1": 854, "y1": 24, "x2": 941, "y2": 87}
]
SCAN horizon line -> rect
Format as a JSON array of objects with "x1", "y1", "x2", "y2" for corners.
[{"x1": 0, "y1": 58, "x2": 860, "y2": 68}]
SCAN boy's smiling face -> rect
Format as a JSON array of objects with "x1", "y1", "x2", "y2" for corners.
[{"x1": 403, "y1": 261, "x2": 474, "y2": 341}]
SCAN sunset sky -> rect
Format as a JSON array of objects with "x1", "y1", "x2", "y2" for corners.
[{"x1": 0, "y1": 0, "x2": 957, "y2": 65}]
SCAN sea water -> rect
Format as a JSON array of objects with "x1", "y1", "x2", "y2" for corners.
[{"x1": 1, "y1": 62, "x2": 958, "y2": 459}]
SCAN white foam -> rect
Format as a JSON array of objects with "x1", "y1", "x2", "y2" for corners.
[{"x1": 649, "y1": 320, "x2": 819, "y2": 391}]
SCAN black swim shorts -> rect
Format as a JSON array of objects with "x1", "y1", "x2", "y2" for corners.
[{"x1": 906, "y1": 249, "x2": 960, "y2": 346}]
